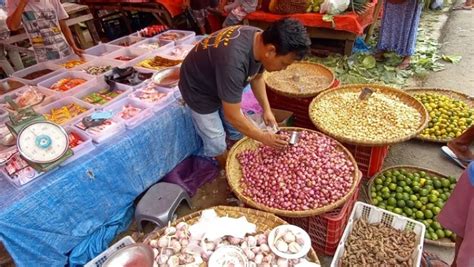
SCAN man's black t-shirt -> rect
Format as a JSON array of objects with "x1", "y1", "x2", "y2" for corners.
[{"x1": 179, "y1": 25, "x2": 263, "y2": 114}]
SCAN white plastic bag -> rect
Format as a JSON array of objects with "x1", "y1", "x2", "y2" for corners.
[
  {"x1": 0, "y1": 8, "x2": 10, "y2": 40},
  {"x1": 320, "y1": 0, "x2": 350, "y2": 15}
]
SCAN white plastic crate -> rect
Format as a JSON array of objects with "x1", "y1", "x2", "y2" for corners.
[
  {"x1": 108, "y1": 35, "x2": 144, "y2": 47},
  {"x1": 331, "y1": 202, "x2": 425, "y2": 267},
  {"x1": 38, "y1": 71, "x2": 96, "y2": 97},
  {"x1": 0, "y1": 86, "x2": 58, "y2": 112},
  {"x1": 60, "y1": 126, "x2": 96, "y2": 166},
  {"x1": 157, "y1": 30, "x2": 195, "y2": 45},
  {"x1": 73, "y1": 79, "x2": 132, "y2": 108},
  {"x1": 106, "y1": 97, "x2": 153, "y2": 129},
  {"x1": 103, "y1": 47, "x2": 151, "y2": 63},
  {"x1": 74, "y1": 58, "x2": 125, "y2": 77},
  {"x1": 37, "y1": 96, "x2": 94, "y2": 126},
  {"x1": 84, "y1": 43, "x2": 123, "y2": 57},
  {"x1": 129, "y1": 81, "x2": 176, "y2": 113},
  {"x1": 84, "y1": 236, "x2": 135, "y2": 267},
  {"x1": 131, "y1": 37, "x2": 174, "y2": 52},
  {"x1": 53, "y1": 54, "x2": 97, "y2": 70},
  {"x1": 12, "y1": 62, "x2": 65, "y2": 85}
]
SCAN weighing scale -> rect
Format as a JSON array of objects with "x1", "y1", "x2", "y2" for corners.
[{"x1": 4, "y1": 95, "x2": 73, "y2": 172}]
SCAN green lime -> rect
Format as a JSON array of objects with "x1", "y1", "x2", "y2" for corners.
[
  {"x1": 375, "y1": 178, "x2": 383, "y2": 185},
  {"x1": 424, "y1": 210, "x2": 434, "y2": 219},
  {"x1": 415, "y1": 211, "x2": 425, "y2": 219},
  {"x1": 377, "y1": 196, "x2": 383, "y2": 203},
  {"x1": 403, "y1": 193, "x2": 410, "y2": 201},
  {"x1": 410, "y1": 195, "x2": 418, "y2": 202},
  {"x1": 436, "y1": 229, "x2": 445, "y2": 239},
  {"x1": 426, "y1": 203, "x2": 435, "y2": 210},
  {"x1": 420, "y1": 171, "x2": 427, "y2": 177},
  {"x1": 441, "y1": 178, "x2": 450, "y2": 188},
  {"x1": 431, "y1": 221, "x2": 442, "y2": 230},
  {"x1": 420, "y1": 189, "x2": 429, "y2": 196},
  {"x1": 388, "y1": 197, "x2": 397, "y2": 206},
  {"x1": 445, "y1": 230, "x2": 453, "y2": 237},
  {"x1": 393, "y1": 170, "x2": 400, "y2": 176},
  {"x1": 435, "y1": 200, "x2": 444, "y2": 208},
  {"x1": 425, "y1": 232, "x2": 432, "y2": 240},
  {"x1": 433, "y1": 180, "x2": 442, "y2": 189},
  {"x1": 388, "y1": 183, "x2": 397, "y2": 191},
  {"x1": 412, "y1": 182, "x2": 420, "y2": 192},
  {"x1": 406, "y1": 178, "x2": 413, "y2": 185},
  {"x1": 393, "y1": 208, "x2": 402, "y2": 214},
  {"x1": 448, "y1": 176, "x2": 456, "y2": 184},
  {"x1": 371, "y1": 192, "x2": 377, "y2": 198},
  {"x1": 396, "y1": 187, "x2": 404, "y2": 193},
  {"x1": 382, "y1": 191, "x2": 391, "y2": 199},
  {"x1": 397, "y1": 200, "x2": 406, "y2": 208},
  {"x1": 395, "y1": 192, "x2": 404, "y2": 200},
  {"x1": 431, "y1": 190, "x2": 440, "y2": 196},
  {"x1": 376, "y1": 184, "x2": 383, "y2": 191},
  {"x1": 404, "y1": 207, "x2": 413, "y2": 217},
  {"x1": 420, "y1": 197, "x2": 429, "y2": 205},
  {"x1": 426, "y1": 179, "x2": 433, "y2": 186},
  {"x1": 431, "y1": 233, "x2": 439, "y2": 240},
  {"x1": 372, "y1": 199, "x2": 379, "y2": 205},
  {"x1": 398, "y1": 181, "x2": 407, "y2": 187},
  {"x1": 432, "y1": 207, "x2": 441, "y2": 215},
  {"x1": 384, "y1": 177, "x2": 392, "y2": 186},
  {"x1": 450, "y1": 184, "x2": 456, "y2": 190},
  {"x1": 379, "y1": 203, "x2": 386, "y2": 210},
  {"x1": 422, "y1": 220, "x2": 430, "y2": 228},
  {"x1": 415, "y1": 201, "x2": 423, "y2": 209},
  {"x1": 381, "y1": 187, "x2": 390, "y2": 194},
  {"x1": 403, "y1": 186, "x2": 412, "y2": 193},
  {"x1": 407, "y1": 200, "x2": 415, "y2": 208},
  {"x1": 386, "y1": 206, "x2": 394, "y2": 212},
  {"x1": 440, "y1": 193, "x2": 448, "y2": 201}
]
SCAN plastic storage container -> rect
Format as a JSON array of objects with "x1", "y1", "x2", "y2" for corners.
[
  {"x1": 106, "y1": 97, "x2": 153, "y2": 129},
  {"x1": 331, "y1": 202, "x2": 425, "y2": 267},
  {"x1": 157, "y1": 30, "x2": 195, "y2": 45},
  {"x1": 84, "y1": 236, "x2": 135, "y2": 267},
  {"x1": 84, "y1": 43, "x2": 123, "y2": 57},
  {"x1": 108, "y1": 67, "x2": 157, "y2": 90},
  {"x1": 73, "y1": 79, "x2": 132, "y2": 107},
  {"x1": 129, "y1": 81, "x2": 176, "y2": 112},
  {"x1": 191, "y1": 35, "x2": 206, "y2": 45},
  {"x1": 158, "y1": 44, "x2": 194, "y2": 61},
  {"x1": 108, "y1": 35, "x2": 144, "y2": 47},
  {"x1": 12, "y1": 62, "x2": 65, "y2": 85},
  {"x1": 38, "y1": 71, "x2": 96, "y2": 96},
  {"x1": 131, "y1": 37, "x2": 174, "y2": 52},
  {"x1": 0, "y1": 85, "x2": 57, "y2": 112},
  {"x1": 38, "y1": 96, "x2": 93, "y2": 126},
  {"x1": 60, "y1": 126, "x2": 95, "y2": 166},
  {"x1": 103, "y1": 47, "x2": 150, "y2": 63},
  {"x1": 74, "y1": 58, "x2": 124, "y2": 77},
  {"x1": 0, "y1": 78, "x2": 26, "y2": 96},
  {"x1": 53, "y1": 54, "x2": 97, "y2": 70},
  {"x1": 0, "y1": 148, "x2": 43, "y2": 188},
  {"x1": 125, "y1": 49, "x2": 182, "y2": 70},
  {"x1": 74, "y1": 113, "x2": 125, "y2": 144}
]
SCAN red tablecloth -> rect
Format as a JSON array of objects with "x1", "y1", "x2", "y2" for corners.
[{"x1": 246, "y1": 1, "x2": 377, "y2": 35}]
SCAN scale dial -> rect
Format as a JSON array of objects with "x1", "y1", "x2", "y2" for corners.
[{"x1": 17, "y1": 121, "x2": 69, "y2": 164}]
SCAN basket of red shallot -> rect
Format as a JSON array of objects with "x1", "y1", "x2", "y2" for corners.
[
  {"x1": 226, "y1": 127, "x2": 361, "y2": 218},
  {"x1": 142, "y1": 206, "x2": 320, "y2": 266}
]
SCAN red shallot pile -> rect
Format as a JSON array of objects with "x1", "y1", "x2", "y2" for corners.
[{"x1": 237, "y1": 130, "x2": 355, "y2": 211}]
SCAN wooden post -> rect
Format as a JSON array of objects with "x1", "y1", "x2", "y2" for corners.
[{"x1": 365, "y1": 0, "x2": 384, "y2": 43}]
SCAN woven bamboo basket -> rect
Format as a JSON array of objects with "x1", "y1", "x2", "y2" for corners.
[
  {"x1": 143, "y1": 205, "x2": 320, "y2": 263},
  {"x1": 264, "y1": 62, "x2": 335, "y2": 98},
  {"x1": 226, "y1": 127, "x2": 361, "y2": 218},
  {"x1": 405, "y1": 87, "x2": 474, "y2": 143},
  {"x1": 368, "y1": 165, "x2": 455, "y2": 248},
  {"x1": 308, "y1": 84, "x2": 429, "y2": 146}
]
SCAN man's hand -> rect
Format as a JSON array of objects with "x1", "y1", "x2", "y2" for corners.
[
  {"x1": 263, "y1": 109, "x2": 277, "y2": 128},
  {"x1": 260, "y1": 132, "x2": 288, "y2": 149},
  {"x1": 72, "y1": 47, "x2": 85, "y2": 58}
]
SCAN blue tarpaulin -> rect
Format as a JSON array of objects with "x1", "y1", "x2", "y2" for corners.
[{"x1": 0, "y1": 102, "x2": 201, "y2": 266}]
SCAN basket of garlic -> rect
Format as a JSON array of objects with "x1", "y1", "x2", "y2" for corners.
[
  {"x1": 308, "y1": 84, "x2": 429, "y2": 146},
  {"x1": 142, "y1": 206, "x2": 320, "y2": 267}
]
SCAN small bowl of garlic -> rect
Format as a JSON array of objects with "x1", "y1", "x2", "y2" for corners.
[{"x1": 268, "y1": 225, "x2": 311, "y2": 259}]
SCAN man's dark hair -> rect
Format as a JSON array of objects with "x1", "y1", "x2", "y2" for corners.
[{"x1": 261, "y1": 18, "x2": 311, "y2": 60}]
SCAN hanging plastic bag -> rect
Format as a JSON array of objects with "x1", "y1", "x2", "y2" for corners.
[
  {"x1": 320, "y1": 0, "x2": 350, "y2": 15},
  {"x1": 0, "y1": 7, "x2": 10, "y2": 40}
]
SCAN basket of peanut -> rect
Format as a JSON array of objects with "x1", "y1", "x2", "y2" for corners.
[{"x1": 308, "y1": 84, "x2": 429, "y2": 146}]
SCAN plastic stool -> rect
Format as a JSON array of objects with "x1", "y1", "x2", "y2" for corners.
[{"x1": 135, "y1": 182, "x2": 191, "y2": 232}]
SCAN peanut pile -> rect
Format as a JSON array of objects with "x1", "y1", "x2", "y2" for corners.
[{"x1": 310, "y1": 92, "x2": 421, "y2": 143}]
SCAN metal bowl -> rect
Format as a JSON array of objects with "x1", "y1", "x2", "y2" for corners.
[
  {"x1": 103, "y1": 243, "x2": 155, "y2": 267},
  {"x1": 151, "y1": 66, "x2": 180, "y2": 88}
]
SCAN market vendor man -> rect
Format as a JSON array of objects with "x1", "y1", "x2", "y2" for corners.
[
  {"x1": 6, "y1": 0, "x2": 84, "y2": 63},
  {"x1": 179, "y1": 18, "x2": 311, "y2": 167}
]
